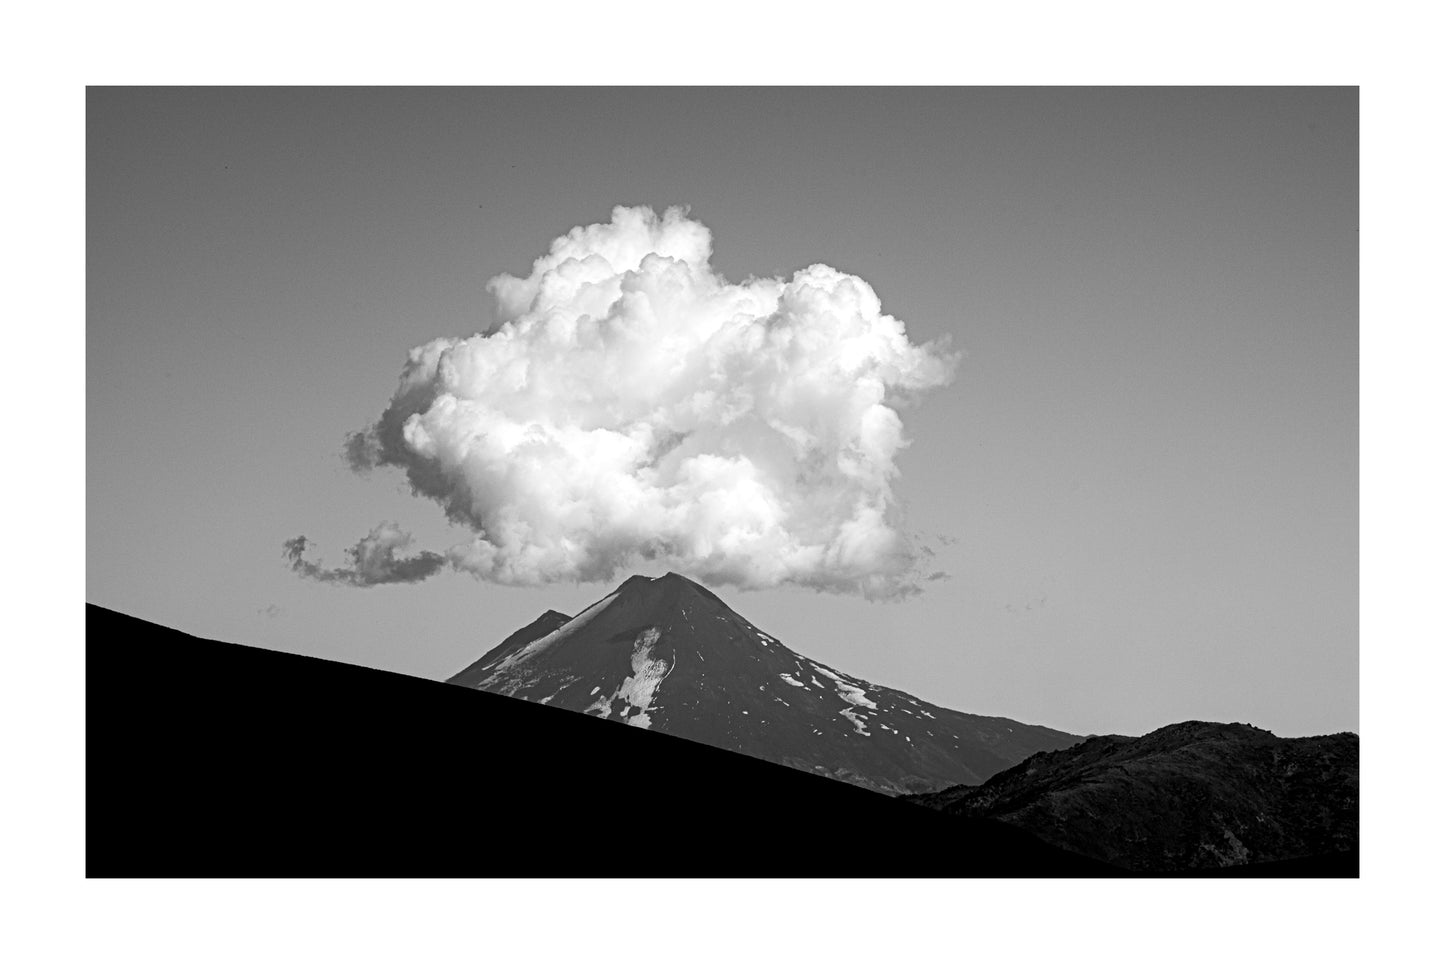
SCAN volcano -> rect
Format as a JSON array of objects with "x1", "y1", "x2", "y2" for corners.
[{"x1": 448, "y1": 572, "x2": 1078, "y2": 795}]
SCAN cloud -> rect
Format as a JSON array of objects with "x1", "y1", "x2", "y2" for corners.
[
  {"x1": 342, "y1": 429, "x2": 381, "y2": 474},
  {"x1": 345, "y1": 205, "x2": 957, "y2": 598},
  {"x1": 283, "y1": 523, "x2": 447, "y2": 587}
]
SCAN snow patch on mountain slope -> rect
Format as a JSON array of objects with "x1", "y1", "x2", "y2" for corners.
[
  {"x1": 814, "y1": 665, "x2": 879, "y2": 710},
  {"x1": 811, "y1": 665, "x2": 878, "y2": 735},
  {"x1": 779, "y1": 674, "x2": 806, "y2": 688},
  {"x1": 840, "y1": 707, "x2": 872, "y2": 736},
  {"x1": 585, "y1": 627, "x2": 671, "y2": 729},
  {"x1": 538, "y1": 675, "x2": 581, "y2": 705}
]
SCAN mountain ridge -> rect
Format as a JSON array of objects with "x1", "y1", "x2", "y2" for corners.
[{"x1": 908, "y1": 719, "x2": 1359, "y2": 872}]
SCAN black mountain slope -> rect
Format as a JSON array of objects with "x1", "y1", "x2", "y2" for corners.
[
  {"x1": 447, "y1": 572, "x2": 1078, "y2": 795},
  {"x1": 86, "y1": 605, "x2": 1117, "y2": 877},
  {"x1": 908, "y1": 721, "x2": 1359, "y2": 875}
]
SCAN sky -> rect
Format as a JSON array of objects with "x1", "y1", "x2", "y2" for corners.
[{"x1": 87, "y1": 87, "x2": 1357, "y2": 738}]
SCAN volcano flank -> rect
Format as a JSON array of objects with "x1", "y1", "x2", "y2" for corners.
[{"x1": 449, "y1": 572, "x2": 1078, "y2": 794}]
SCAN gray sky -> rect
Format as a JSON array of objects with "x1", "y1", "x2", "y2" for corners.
[{"x1": 87, "y1": 87, "x2": 1356, "y2": 737}]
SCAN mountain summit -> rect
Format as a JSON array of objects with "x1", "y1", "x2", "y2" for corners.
[{"x1": 448, "y1": 572, "x2": 1077, "y2": 794}]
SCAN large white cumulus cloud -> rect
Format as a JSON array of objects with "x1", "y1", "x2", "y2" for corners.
[{"x1": 348, "y1": 205, "x2": 957, "y2": 598}]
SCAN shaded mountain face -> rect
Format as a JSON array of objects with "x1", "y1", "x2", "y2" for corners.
[
  {"x1": 447, "y1": 572, "x2": 1078, "y2": 795},
  {"x1": 908, "y1": 721, "x2": 1359, "y2": 872}
]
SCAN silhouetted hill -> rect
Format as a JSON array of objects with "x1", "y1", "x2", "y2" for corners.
[
  {"x1": 448, "y1": 572, "x2": 1078, "y2": 795},
  {"x1": 908, "y1": 721, "x2": 1358, "y2": 875},
  {"x1": 86, "y1": 605, "x2": 1115, "y2": 877}
]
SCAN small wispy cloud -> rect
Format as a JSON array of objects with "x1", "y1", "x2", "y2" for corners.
[{"x1": 282, "y1": 523, "x2": 447, "y2": 588}]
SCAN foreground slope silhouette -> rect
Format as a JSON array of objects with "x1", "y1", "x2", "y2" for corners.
[{"x1": 86, "y1": 605, "x2": 1115, "y2": 877}]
